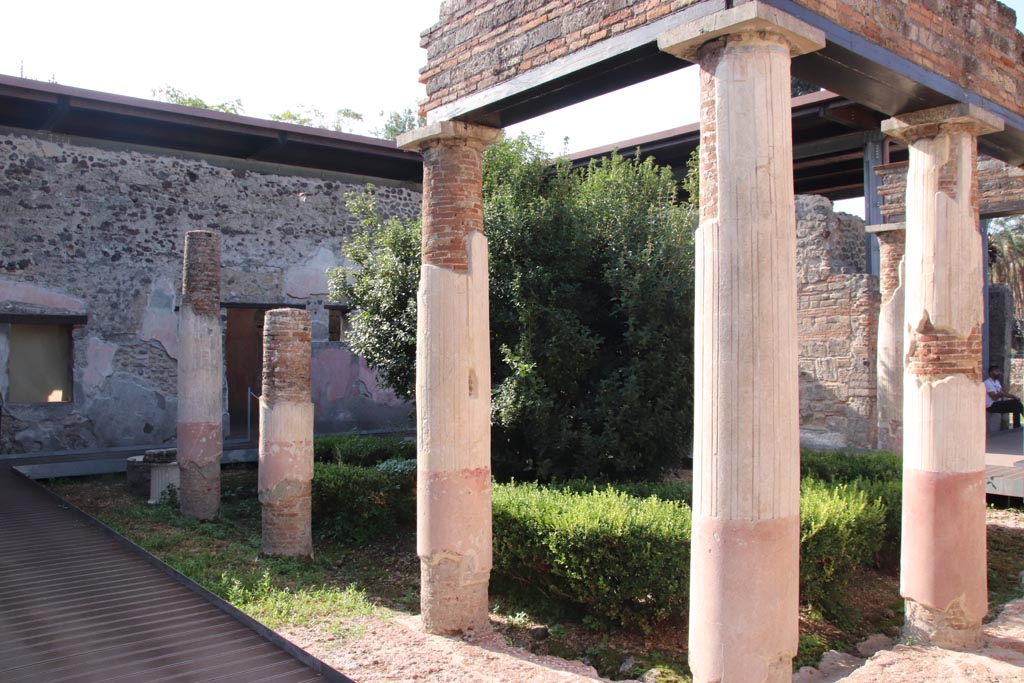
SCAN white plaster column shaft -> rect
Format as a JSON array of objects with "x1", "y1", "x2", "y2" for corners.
[
  {"x1": 177, "y1": 230, "x2": 223, "y2": 520},
  {"x1": 867, "y1": 222, "x2": 906, "y2": 451},
  {"x1": 397, "y1": 121, "x2": 501, "y2": 634},
  {"x1": 882, "y1": 104, "x2": 1003, "y2": 649},
  {"x1": 660, "y1": 4, "x2": 824, "y2": 681}
]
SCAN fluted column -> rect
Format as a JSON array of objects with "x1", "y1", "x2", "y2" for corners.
[
  {"x1": 177, "y1": 230, "x2": 222, "y2": 520},
  {"x1": 660, "y1": 4, "x2": 824, "y2": 681},
  {"x1": 258, "y1": 308, "x2": 314, "y2": 559},
  {"x1": 397, "y1": 121, "x2": 501, "y2": 635},
  {"x1": 867, "y1": 222, "x2": 906, "y2": 451},
  {"x1": 882, "y1": 104, "x2": 1003, "y2": 649}
]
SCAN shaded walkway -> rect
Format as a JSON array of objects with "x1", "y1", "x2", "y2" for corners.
[{"x1": 0, "y1": 466, "x2": 350, "y2": 683}]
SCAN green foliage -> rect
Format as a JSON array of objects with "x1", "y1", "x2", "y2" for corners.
[
  {"x1": 799, "y1": 479, "x2": 886, "y2": 609},
  {"x1": 330, "y1": 134, "x2": 697, "y2": 481},
  {"x1": 312, "y1": 432, "x2": 415, "y2": 465},
  {"x1": 555, "y1": 478, "x2": 693, "y2": 506},
  {"x1": 492, "y1": 481, "x2": 692, "y2": 629},
  {"x1": 153, "y1": 86, "x2": 243, "y2": 114},
  {"x1": 270, "y1": 105, "x2": 364, "y2": 133},
  {"x1": 330, "y1": 188, "x2": 420, "y2": 399},
  {"x1": 223, "y1": 571, "x2": 377, "y2": 628},
  {"x1": 311, "y1": 462, "x2": 415, "y2": 543},
  {"x1": 790, "y1": 78, "x2": 821, "y2": 97},
  {"x1": 374, "y1": 107, "x2": 425, "y2": 140},
  {"x1": 800, "y1": 448, "x2": 901, "y2": 483}
]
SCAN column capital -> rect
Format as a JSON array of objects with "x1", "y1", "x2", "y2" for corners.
[
  {"x1": 882, "y1": 104, "x2": 1003, "y2": 143},
  {"x1": 658, "y1": 1, "x2": 824, "y2": 62},
  {"x1": 396, "y1": 120, "x2": 501, "y2": 152}
]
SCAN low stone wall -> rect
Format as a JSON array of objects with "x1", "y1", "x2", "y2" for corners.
[{"x1": 0, "y1": 129, "x2": 418, "y2": 453}]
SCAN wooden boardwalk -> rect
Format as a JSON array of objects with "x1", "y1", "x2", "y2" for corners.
[{"x1": 0, "y1": 466, "x2": 352, "y2": 683}]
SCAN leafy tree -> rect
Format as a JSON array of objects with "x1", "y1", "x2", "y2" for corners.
[
  {"x1": 153, "y1": 86, "x2": 243, "y2": 114},
  {"x1": 989, "y1": 216, "x2": 1024, "y2": 320},
  {"x1": 328, "y1": 190, "x2": 419, "y2": 399},
  {"x1": 374, "y1": 108, "x2": 426, "y2": 140},
  {"x1": 270, "y1": 106, "x2": 363, "y2": 133},
  {"x1": 791, "y1": 78, "x2": 820, "y2": 97},
  {"x1": 331, "y1": 135, "x2": 697, "y2": 481}
]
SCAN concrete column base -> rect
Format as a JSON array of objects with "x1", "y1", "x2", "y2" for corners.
[{"x1": 419, "y1": 559, "x2": 490, "y2": 635}]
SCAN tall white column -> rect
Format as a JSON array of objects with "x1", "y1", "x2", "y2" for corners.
[
  {"x1": 397, "y1": 121, "x2": 501, "y2": 635},
  {"x1": 660, "y1": 4, "x2": 824, "y2": 681},
  {"x1": 882, "y1": 104, "x2": 1003, "y2": 649}
]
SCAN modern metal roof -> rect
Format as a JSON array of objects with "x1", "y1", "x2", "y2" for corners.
[{"x1": 0, "y1": 74, "x2": 422, "y2": 182}]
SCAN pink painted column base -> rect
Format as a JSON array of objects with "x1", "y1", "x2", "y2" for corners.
[
  {"x1": 689, "y1": 515, "x2": 799, "y2": 683},
  {"x1": 417, "y1": 467, "x2": 492, "y2": 634},
  {"x1": 177, "y1": 421, "x2": 221, "y2": 520},
  {"x1": 902, "y1": 469, "x2": 987, "y2": 649}
]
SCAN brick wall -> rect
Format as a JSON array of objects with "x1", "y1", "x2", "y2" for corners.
[
  {"x1": 877, "y1": 155, "x2": 1024, "y2": 223},
  {"x1": 419, "y1": 0, "x2": 1024, "y2": 123},
  {"x1": 796, "y1": 195, "x2": 879, "y2": 449}
]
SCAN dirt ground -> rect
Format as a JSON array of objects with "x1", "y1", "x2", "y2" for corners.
[{"x1": 278, "y1": 509, "x2": 1024, "y2": 683}]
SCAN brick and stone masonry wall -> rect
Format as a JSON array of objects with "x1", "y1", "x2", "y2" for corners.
[
  {"x1": 797, "y1": 195, "x2": 879, "y2": 449},
  {"x1": 0, "y1": 130, "x2": 419, "y2": 453},
  {"x1": 877, "y1": 155, "x2": 1024, "y2": 221},
  {"x1": 418, "y1": 0, "x2": 1024, "y2": 123}
]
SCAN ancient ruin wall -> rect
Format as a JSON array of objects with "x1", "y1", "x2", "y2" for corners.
[
  {"x1": 0, "y1": 130, "x2": 418, "y2": 453},
  {"x1": 796, "y1": 195, "x2": 879, "y2": 449},
  {"x1": 419, "y1": 0, "x2": 1024, "y2": 122}
]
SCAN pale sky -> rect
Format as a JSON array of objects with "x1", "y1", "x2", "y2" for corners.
[{"x1": 4, "y1": 0, "x2": 1024, "y2": 217}]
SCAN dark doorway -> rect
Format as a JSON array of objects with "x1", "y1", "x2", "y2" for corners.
[{"x1": 225, "y1": 307, "x2": 265, "y2": 439}]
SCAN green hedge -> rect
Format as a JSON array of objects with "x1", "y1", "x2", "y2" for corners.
[
  {"x1": 492, "y1": 481, "x2": 691, "y2": 629},
  {"x1": 313, "y1": 433, "x2": 415, "y2": 466},
  {"x1": 800, "y1": 448, "x2": 901, "y2": 484},
  {"x1": 311, "y1": 462, "x2": 415, "y2": 544},
  {"x1": 799, "y1": 478, "x2": 886, "y2": 607}
]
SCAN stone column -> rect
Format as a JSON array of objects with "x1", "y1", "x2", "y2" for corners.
[
  {"x1": 867, "y1": 222, "x2": 906, "y2": 451},
  {"x1": 397, "y1": 121, "x2": 501, "y2": 635},
  {"x1": 258, "y1": 308, "x2": 314, "y2": 559},
  {"x1": 659, "y1": 5, "x2": 823, "y2": 682},
  {"x1": 177, "y1": 230, "x2": 222, "y2": 520},
  {"x1": 881, "y1": 104, "x2": 1003, "y2": 649}
]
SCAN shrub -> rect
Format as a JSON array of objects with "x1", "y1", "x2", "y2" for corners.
[
  {"x1": 313, "y1": 433, "x2": 415, "y2": 466},
  {"x1": 555, "y1": 479, "x2": 693, "y2": 506},
  {"x1": 800, "y1": 448, "x2": 901, "y2": 483},
  {"x1": 311, "y1": 462, "x2": 414, "y2": 544},
  {"x1": 799, "y1": 478, "x2": 886, "y2": 609},
  {"x1": 492, "y1": 481, "x2": 691, "y2": 629}
]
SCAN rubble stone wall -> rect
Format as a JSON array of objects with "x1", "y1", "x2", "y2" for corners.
[
  {"x1": 0, "y1": 129, "x2": 419, "y2": 453},
  {"x1": 796, "y1": 195, "x2": 879, "y2": 449}
]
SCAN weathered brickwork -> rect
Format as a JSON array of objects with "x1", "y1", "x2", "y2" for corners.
[
  {"x1": 419, "y1": 0, "x2": 700, "y2": 112},
  {"x1": 797, "y1": 195, "x2": 879, "y2": 449},
  {"x1": 0, "y1": 130, "x2": 418, "y2": 453},
  {"x1": 420, "y1": 138, "x2": 490, "y2": 271},
  {"x1": 262, "y1": 309, "x2": 313, "y2": 403},
  {"x1": 876, "y1": 154, "x2": 1024, "y2": 223},
  {"x1": 182, "y1": 232, "x2": 221, "y2": 315},
  {"x1": 419, "y1": 0, "x2": 1024, "y2": 123},
  {"x1": 697, "y1": 42, "x2": 721, "y2": 224},
  {"x1": 906, "y1": 323, "x2": 982, "y2": 381}
]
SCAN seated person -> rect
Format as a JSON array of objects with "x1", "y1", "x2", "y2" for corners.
[{"x1": 985, "y1": 364, "x2": 1024, "y2": 429}]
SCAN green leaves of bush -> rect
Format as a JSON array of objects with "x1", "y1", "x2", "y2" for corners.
[
  {"x1": 799, "y1": 479, "x2": 886, "y2": 608},
  {"x1": 492, "y1": 481, "x2": 691, "y2": 629},
  {"x1": 311, "y1": 462, "x2": 414, "y2": 544},
  {"x1": 312, "y1": 434, "x2": 415, "y2": 466}
]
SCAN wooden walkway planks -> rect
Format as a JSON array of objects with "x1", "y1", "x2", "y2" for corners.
[{"x1": 0, "y1": 467, "x2": 352, "y2": 683}]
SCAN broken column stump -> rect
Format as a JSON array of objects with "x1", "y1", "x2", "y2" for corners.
[
  {"x1": 258, "y1": 308, "x2": 314, "y2": 559},
  {"x1": 177, "y1": 230, "x2": 223, "y2": 521}
]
